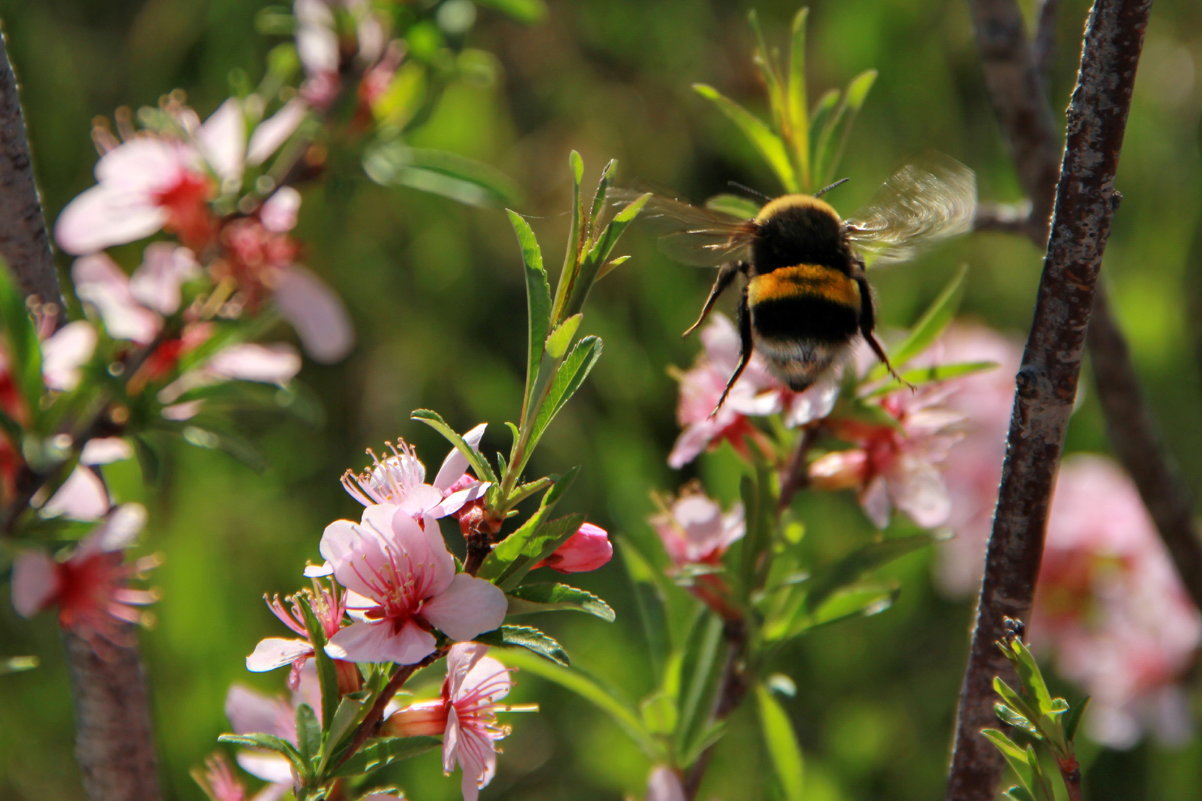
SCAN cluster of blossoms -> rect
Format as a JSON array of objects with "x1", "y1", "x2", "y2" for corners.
[
  {"x1": 664, "y1": 313, "x2": 1202, "y2": 748},
  {"x1": 225, "y1": 428, "x2": 611, "y2": 799}
]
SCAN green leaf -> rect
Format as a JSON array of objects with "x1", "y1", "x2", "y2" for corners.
[
  {"x1": 325, "y1": 695, "x2": 367, "y2": 757},
  {"x1": 410, "y1": 408, "x2": 498, "y2": 485},
  {"x1": 295, "y1": 703, "x2": 321, "y2": 763},
  {"x1": 472, "y1": 0, "x2": 547, "y2": 24},
  {"x1": 179, "y1": 423, "x2": 268, "y2": 472},
  {"x1": 693, "y1": 83, "x2": 796, "y2": 190},
  {"x1": 331, "y1": 736, "x2": 441, "y2": 778},
  {"x1": 509, "y1": 209, "x2": 552, "y2": 422},
  {"x1": 785, "y1": 7, "x2": 811, "y2": 188},
  {"x1": 0, "y1": 655, "x2": 38, "y2": 675},
  {"x1": 499, "y1": 648, "x2": 659, "y2": 757},
  {"x1": 566, "y1": 191, "x2": 648, "y2": 317},
  {"x1": 529, "y1": 335, "x2": 602, "y2": 447},
  {"x1": 295, "y1": 593, "x2": 340, "y2": 733},
  {"x1": 804, "y1": 535, "x2": 932, "y2": 613},
  {"x1": 218, "y1": 733, "x2": 309, "y2": 778},
  {"x1": 363, "y1": 143, "x2": 519, "y2": 206},
  {"x1": 505, "y1": 583, "x2": 616, "y2": 622},
  {"x1": 640, "y1": 690, "x2": 678, "y2": 737},
  {"x1": 756, "y1": 684, "x2": 805, "y2": 801},
  {"x1": 544, "y1": 313, "x2": 582, "y2": 360},
  {"x1": 620, "y1": 541, "x2": 669, "y2": 679},
  {"x1": 705, "y1": 193, "x2": 762, "y2": 220},
  {"x1": 481, "y1": 511, "x2": 585, "y2": 590},
  {"x1": 475, "y1": 624, "x2": 569, "y2": 666},
  {"x1": 588, "y1": 158, "x2": 619, "y2": 242},
  {"x1": 862, "y1": 361, "x2": 999, "y2": 398},
  {"x1": 1064, "y1": 696, "x2": 1090, "y2": 742},
  {"x1": 876, "y1": 266, "x2": 967, "y2": 370},
  {"x1": 813, "y1": 69, "x2": 877, "y2": 186},
  {"x1": 0, "y1": 263, "x2": 45, "y2": 420},
  {"x1": 995, "y1": 703, "x2": 1039, "y2": 735},
  {"x1": 674, "y1": 614, "x2": 725, "y2": 760}
]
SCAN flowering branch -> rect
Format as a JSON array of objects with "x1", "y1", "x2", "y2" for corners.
[{"x1": 946, "y1": 1, "x2": 1152, "y2": 799}]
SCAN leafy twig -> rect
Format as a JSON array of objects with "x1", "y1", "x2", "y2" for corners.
[{"x1": 947, "y1": 2, "x2": 1152, "y2": 799}]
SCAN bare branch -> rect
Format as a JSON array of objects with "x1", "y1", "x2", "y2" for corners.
[
  {"x1": 0, "y1": 29, "x2": 61, "y2": 312},
  {"x1": 65, "y1": 629, "x2": 162, "y2": 801},
  {"x1": 946, "y1": 1, "x2": 1152, "y2": 799}
]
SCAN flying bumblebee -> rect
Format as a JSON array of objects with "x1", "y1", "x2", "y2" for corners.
[{"x1": 615, "y1": 155, "x2": 975, "y2": 413}]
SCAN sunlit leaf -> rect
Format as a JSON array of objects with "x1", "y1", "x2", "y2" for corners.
[
  {"x1": 756, "y1": 684, "x2": 805, "y2": 801},
  {"x1": 475, "y1": 624, "x2": 569, "y2": 665},
  {"x1": 693, "y1": 84, "x2": 796, "y2": 190},
  {"x1": 364, "y1": 143, "x2": 519, "y2": 206},
  {"x1": 410, "y1": 408, "x2": 498, "y2": 485},
  {"x1": 331, "y1": 736, "x2": 441, "y2": 778},
  {"x1": 472, "y1": 0, "x2": 547, "y2": 24},
  {"x1": 874, "y1": 266, "x2": 967, "y2": 371},
  {"x1": 505, "y1": 583, "x2": 616, "y2": 622}
]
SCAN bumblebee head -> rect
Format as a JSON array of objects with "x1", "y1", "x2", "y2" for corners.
[{"x1": 751, "y1": 195, "x2": 849, "y2": 274}]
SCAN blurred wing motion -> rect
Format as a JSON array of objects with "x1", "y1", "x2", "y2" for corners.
[
  {"x1": 608, "y1": 187, "x2": 756, "y2": 267},
  {"x1": 844, "y1": 155, "x2": 976, "y2": 266}
]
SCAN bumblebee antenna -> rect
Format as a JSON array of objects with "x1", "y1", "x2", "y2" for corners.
[
  {"x1": 815, "y1": 177, "x2": 850, "y2": 197},
  {"x1": 726, "y1": 181, "x2": 773, "y2": 202}
]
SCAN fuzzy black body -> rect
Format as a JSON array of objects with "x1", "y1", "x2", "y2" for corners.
[{"x1": 739, "y1": 195, "x2": 874, "y2": 391}]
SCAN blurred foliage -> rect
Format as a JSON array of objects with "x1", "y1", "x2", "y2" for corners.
[{"x1": 1, "y1": 0, "x2": 1201, "y2": 799}]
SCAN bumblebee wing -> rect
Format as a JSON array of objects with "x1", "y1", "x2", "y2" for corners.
[
  {"x1": 844, "y1": 155, "x2": 976, "y2": 266},
  {"x1": 609, "y1": 187, "x2": 755, "y2": 266}
]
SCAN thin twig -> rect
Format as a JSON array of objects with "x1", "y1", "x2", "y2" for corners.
[
  {"x1": 946, "y1": 2, "x2": 1152, "y2": 800},
  {"x1": 0, "y1": 28, "x2": 61, "y2": 313}
]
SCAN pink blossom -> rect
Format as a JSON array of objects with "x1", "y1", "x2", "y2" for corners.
[
  {"x1": 534, "y1": 522, "x2": 613, "y2": 573},
  {"x1": 669, "y1": 314, "x2": 837, "y2": 468},
  {"x1": 340, "y1": 425, "x2": 489, "y2": 520},
  {"x1": 320, "y1": 504, "x2": 506, "y2": 664},
  {"x1": 650, "y1": 489, "x2": 745, "y2": 568},
  {"x1": 195, "y1": 752, "x2": 287, "y2": 801},
  {"x1": 809, "y1": 386, "x2": 965, "y2": 529},
  {"x1": 11, "y1": 504, "x2": 159, "y2": 653},
  {"x1": 246, "y1": 582, "x2": 360, "y2": 693},
  {"x1": 385, "y1": 644, "x2": 521, "y2": 801},
  {"x1": 1029, "y1": 455, "x2": 1202, "y2": 747},
  {"x1": 295, "y1": 0, "x2": 392, "y2": 115},
  {"x1": 225, "y1": 666, "x2": 322, "y2": 790},
  {"x1": 72, "y1": 246, "x2": 199, "y2": 345}
]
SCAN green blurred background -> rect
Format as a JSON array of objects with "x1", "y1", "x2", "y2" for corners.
[{"x1": 1, "y1": 0, "x2": 1200, "y2": 799}]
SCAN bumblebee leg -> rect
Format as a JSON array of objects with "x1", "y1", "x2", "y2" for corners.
[
  {"x1": 682, "y1": 260, "x2": 745, "y2": 337},
  {"x1": 711, "y1": 283, "x2": 754, "y2": 417},
  {"x1": 855, "y1": 274, "x2": 914, "y2": 391}
]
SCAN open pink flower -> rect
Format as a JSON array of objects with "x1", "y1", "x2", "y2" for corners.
[
  {"x1": 535, "y1": 522, "x2": 613, "y2": 573},
  {"x1": 340, "y1": 425, "x2": 489, "y2": 520},
  {"x1": 385, "y1": 644, "x2": 521, "y2": 801},
  {"x1": 224, "y1": 666, "x2": 321, "y2": 793},
  {"x1": 651, "y1": 489, "x2": 744, "y2": 569},
  {"x1": 320, "y1": 504, "x2": 506, "y2": 665},
  {"x1": 670, "y1": 314, "x2": 837, "y2": 468},
  {"x1": 809, "y1": 386, "x2": 965, "y2": 529},
  {"x1": 246, "y1": 582, "x2": 360, "y2": 693},
  {"x1": 11, "y1": 504, "x2": 159, "y2": 653}
]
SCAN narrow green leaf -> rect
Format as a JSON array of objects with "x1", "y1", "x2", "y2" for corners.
[
  {"x1": 620, "y1": 541, "x2": 669, "y2": 679},
  {"x1": 804, "y1": 534, "x2": 932, "y2": 612},
  {"x1": 1064, "y1": 696, "x2": 1090, "y2": 742},
  {"x1": 331, "y1": 736, "x2": 441, "y2": 778},
  {"x1": 876, "y1": 266, "x2": 967, "y2": 370},
  {"x1": 296, "y1": 593, "x2": 340, "y2": 732},
  {"x1": 545, "y1": 313, "x2": 582, "y2": 360},
  {"x1": 473, "y1": 0, "x2": 547, "y2": 23},
  {"x1": 566, "y1": 191, "x2": 649, "y2": 316},
  {"x1": 218, "y1": 733, "x2": 309, "y2": 778},
  {"x1": 995, "y1": 703, "x2": 1039, "y2": 735},
  {"x1": 675, "y1": 614, "x2": 725, "y2": 759},
  {"x1": 0, "y1": 263, "x2": 45, "y2": 419},
  {"x1": 813, "y1": 69, "x2": 877, "y2": 186},
  {"x1": 980, "y1": 729, "x2": 1036, "y2": 794},
  {"x1": 499, "y1": 648, "x2": 659, "y2": 757},
  {"x1": 325, "y1": 695, "x2": 367, "y2": 755},
  {"x1": 553, "y1": 152, "x2": 587, "y2": 326},
  {"x1": 0, "y1": 655, "x2": 39, "y2": 675},
  {"x1": 747, "y1": 11, "x2": 786, "y2": 141},
  {"x1": 588, "y1": 158, "x2": 619, "y2": 241},
  {"x1": 483, "y1": 512, "x2": 586, "y2": 590},
  {"x1": 1009, "y1": 638, "x2": 1055, "y2": 717},
  {"x1": 363, "y1": 143, "x2": 519, "y2": 206},
  {"x1": 529, "y1": 335, "x2": 602, "y2": 446},
  {"x1": 505, "y1": 583, "x2": 616, "y2": 621},
  {"x1": 475, "y1": 624, "x2": 570, "y2": 665},
  {"x1": 409, "y1": 408, "x2": 498, "y2": 485},
  {"x1": 863, "y1": 361, "x2": 998, "y2": 398},
  {"x1": 786, "y1": 7, "x2": 811, "y2": 188},
  {"x1": 705, "y1": 193, "x2": 762, "y2": 220},
  {"x1": 508, "y1": 209, "x2": 552, "y2": 425},
  {"x1": 180, "y1": 423, "x2": 268, "y2": 472},
  {"x1": 756, "y1": 684, "x2": 805, "y2": 801},
  {"x1": 295, "y1": 703, "x2": 321, "y2": 763},
  {"x1": 640, "y1": 691, "x2": 678, "y2": 736},
  {"x1": 693, "y1": 84, "x2": 796, "y2": 189},
  {"x1": 1004, "y1": 787, "x2": 1039, "y2": 801}
]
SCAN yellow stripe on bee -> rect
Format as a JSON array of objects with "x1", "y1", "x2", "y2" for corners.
[
  {"x1": 754, "y1": 194, "x2": 840, "y2": 224},
  {"x1": 748, "y1": 264, "x2": 860, "y2": 308}
]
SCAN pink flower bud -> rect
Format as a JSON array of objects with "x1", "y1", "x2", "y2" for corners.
[{"x1": 538, "y1": 523, "x2": 613, "y2": 573}]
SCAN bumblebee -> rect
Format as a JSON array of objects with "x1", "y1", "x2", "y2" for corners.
[{"x1": 618, "y1": 156, "x2": 975, "y2": 412}]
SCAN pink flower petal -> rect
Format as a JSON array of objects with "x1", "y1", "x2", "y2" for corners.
[
  {"x1": 41, "y1": 466, "x2": 110, "y2": 521},
  {"x1": 72, "y1": 255, "x2": 161, "y2": 342},
  {"x1": 433, "y1": 424, "x2": 487, "y2": 490},
  {"x1": 80, "y1": 437, "x2": 134, "y2": 466},
  {"x1": 326, "y1": 619, "x2": 436, "y2": 665},
  {"x1": 235, "y1": 752, "x2": 294, "y2": 786},
  {"x1": 422, "y1": 574, "x2": 507, "y2": 642},
  {"x1": 273, "y1": 266, "x2": 353, "y2": 363},
  {"x1": 129, "y1": 244, "x2": 198, "y2": 315},
  {"x1": 248, "y1": 101, "x2": 308, "y2": 167},
  {"x1": 41, "y1": 321, "x2": 96, "y2": 391},
  {"x1": 225, "y1": 684, "x2": 293, "y2": 740},
  {"x1": 320, "y1": 518, "x2": 390, "y2": 600},
  {"x1": 260, "y1": 187, "x2": 302, "y2": 233},
  {"x1": 206, "y1": 343, "x2": 301, "y2": 384},
  {"x1": 246, "y1": 637, "x2": 314, "y2": 672},
  {"x1": 11, "y1": 550, "x2": 58, "y2": 617},
  {"x1": 197, "y1": 98, "x2": 246, "y2": 185}
]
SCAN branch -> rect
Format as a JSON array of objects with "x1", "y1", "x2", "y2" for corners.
[
  {"x1": 946, "y1": 1, "x2": 1151, "y2": 799},
  {"x1": 0, "y1": 29, "x2": 61, "y2": 312},
  {"x1": 65, "y1": 629, "x2": 162, "y2": 801}
]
